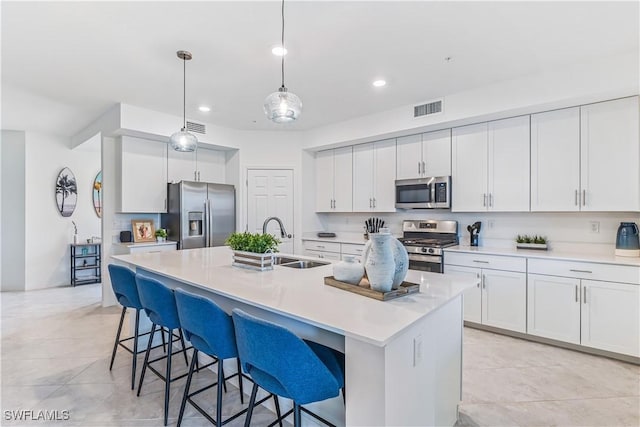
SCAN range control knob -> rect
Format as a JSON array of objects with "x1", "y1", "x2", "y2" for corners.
[{"x1": 428, "y1": 248, "x2": 435, "y2": 254}]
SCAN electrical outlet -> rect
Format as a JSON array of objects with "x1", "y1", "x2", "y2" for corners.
[
  {"x1": 590, "y1": 221, "x2": 600, "y2": 233},
  {"x1": 413, "y1": 335, "x2": 423, "y2": 367}
]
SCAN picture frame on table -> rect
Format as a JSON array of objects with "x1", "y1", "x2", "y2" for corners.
[{"x1": 131, "y1": 219, "x2": 156, "y2": 243}]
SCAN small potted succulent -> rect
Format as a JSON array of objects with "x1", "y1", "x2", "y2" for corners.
[
  {"x1": 225, "y1": 232, "x2": 281, "y2": 271},
  {"x1": 516, "y1": 234, "x2": 548, "y2": 250},
  {"x1": 155, "y1": 228, "x2": 168, "y2": 243}
]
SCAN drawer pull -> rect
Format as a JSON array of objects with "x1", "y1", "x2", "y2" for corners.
[
  {"x1": 569, "y1": 269, "x2": 592, "y2": 274},
  {"x1": 473, "y1": 260, "x2": 489, "y2": 264},
  {"x1": 316, "y1": 245, "x2": 325, "y2": 249}
]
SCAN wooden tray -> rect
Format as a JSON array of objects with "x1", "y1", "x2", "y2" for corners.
[{"x1": 324, "y1": 276, "x2": 420, "y2": 301}]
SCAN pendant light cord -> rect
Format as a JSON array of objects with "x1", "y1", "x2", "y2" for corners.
[
  {"x1": 281, "y1": 0, "x2": 285, "y2": 89},
  {"x1": 183, "y1": 56, "x2": 187, "y2": 128}
]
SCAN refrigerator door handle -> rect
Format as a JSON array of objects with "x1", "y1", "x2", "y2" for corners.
[
  {"x1": 204, "y1": 201, "x2": 209, "y2": 247},
  {"x1": 208, "y1": 199, "x2": 213, "y2": 247}
]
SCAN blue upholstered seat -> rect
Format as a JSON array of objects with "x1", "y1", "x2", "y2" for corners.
[
  {"x1": 232, "y1": 308, "x2": 345, "y2": 427},
  {"x1": 135, "y1": 274, "x2": 190, "y2": 426},
  {"x1": 107, "y1": 264, "x2": 144, "y2": 390}
]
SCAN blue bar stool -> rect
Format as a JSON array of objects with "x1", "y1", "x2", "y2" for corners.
[
  {"x1": 108, "y1": 264, "x2": 151, "y2": 390},
  {"x1": 135, "y1": 274, "x2": 191, "y2": 426},
  {"x1": 174, "y1": 288, "x2": 283, "y2": 427},
  {"x1": 232, "y1": 309, "x2": 345, "y2": 427}
]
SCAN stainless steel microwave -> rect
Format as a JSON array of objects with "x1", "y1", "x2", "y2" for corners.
[{"x1": 395, "y1": 176, "x2": 451, "y2": 209}]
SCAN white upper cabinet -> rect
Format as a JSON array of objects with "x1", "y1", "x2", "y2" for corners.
[
  {"x1": 167, "y1": 148, "x2": 196, "y2": 183},
  {"x1": 196, "y1": 148, "x2": 226, "y2": 183},
  {"x1": 315, "y1": 147, "x2": 353, "y2": 212},
  {"x1": 396, "y1": 130, "x2": 451, "y2": 180},
  {"x1": 488, "y1": 116, "x2": 530, "y2": 211},
  {"x1": 580, "y1": 97, "x2": 640, "y2": 211},
  {"x1": 452, "y1": 117, "x2": 529, "y2": 212},
  {"x1": 423, "y1": 129, "x2": 452, "y2": 177},
  {"x1": 117, "y1": 136, "x2": 167, "y2": 213},
  {"x1": 168, "y1": 147, "x2": 226, "y2": 184},
  {"x1": 532, "y1": 97, "x2": 639, "y2": 212},
  {"x1": 452, "y1": 123, "x2": 489, "y2": 211},
  {"x1": 531, "y1": 107, "x2": 581, "y2": 211},
  {"x1": 353, "y1": 139, "x2": 396, "y2": 212}
]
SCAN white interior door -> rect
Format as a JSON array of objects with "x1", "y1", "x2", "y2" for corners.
[{"x1": 247, "y1": 169, "x2": 294, "y2": 254}]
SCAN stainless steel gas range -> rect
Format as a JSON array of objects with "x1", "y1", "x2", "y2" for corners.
[{"x1": 399, "y1": 220, "x2": 459, "y2": 273}]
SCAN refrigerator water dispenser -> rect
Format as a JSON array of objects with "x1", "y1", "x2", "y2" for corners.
[{"x1": 188, "y1": 212, "x2": 203, "y2": 236}]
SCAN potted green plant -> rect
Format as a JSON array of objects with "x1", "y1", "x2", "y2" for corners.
[
  {"x1": 155, "y1": 228, "x2": 168, "y2": 242},
  {"x1": 516, "y1": 234, "x2": 548, "y2": 250},
  {"x1": 225, "y1": 232, "x2": 281, "y2": 271}
]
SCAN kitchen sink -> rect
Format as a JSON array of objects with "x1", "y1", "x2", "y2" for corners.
[
  {"x1": 273, "y1": 256, "x2": 330, "y2": 269},
  {"x1": 279, "y1": 260, "x2": 330, "y2": 269}
]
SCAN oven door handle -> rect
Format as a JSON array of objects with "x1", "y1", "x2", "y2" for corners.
[{"x1": 408, "y1": 254, "x2": 442, "y2": 263}]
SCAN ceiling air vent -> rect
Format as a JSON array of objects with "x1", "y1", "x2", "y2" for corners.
[
  {"x1": 186, "y1": 121, "x2": 206, "y2": 134},
  {"x1": 414, "y1": 99, "x2": 443, "y2": 118}
]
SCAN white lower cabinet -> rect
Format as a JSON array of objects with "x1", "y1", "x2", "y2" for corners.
[
  {"x1": 444, "y1": 253, "x2": 526, "y2": 333},
  {"x1": 528, "y1": 259, "x2": 640, "y2": 357},
  {"x1": 527, "y1": 274, "x2": 581, "y2": 344},
  {"x1": 304, "y1": 250, "x2": 341, "y2": 261},
  {"x1": 302, "y1": 240, "x2": 366, "y2": 262}
]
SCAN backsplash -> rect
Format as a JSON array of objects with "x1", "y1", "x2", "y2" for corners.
[{"x1": 317, "y1": 211, "x2": 640, "y2": 254}]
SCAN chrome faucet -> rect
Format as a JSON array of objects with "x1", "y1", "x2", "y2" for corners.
[{"x1": 263, "y1": 217, "x2": 292, "y2": 239}]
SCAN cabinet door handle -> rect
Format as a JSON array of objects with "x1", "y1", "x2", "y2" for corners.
[
  {"x1": 582, "y1": 190, "x2": 586, "y2": 206},
  {"x1": 569, "y1": 269, "x2": 592, "y2": 274},
  {"x1": 483, "y1": 193, "x2": 487, "y2": 207},
  {"x1": 482, "y1": 274, "x2": 486, "y2": 289},
  {"x1": 373, "y1": 198, "x2": 376, "y2": 208},
  {"x1": 418, "y1": 162, "x2": 421, "y2": 175},
  {"x1": 489, "y1": 193, "x2": 493, "y2": 208},
  {"x1": 473, "y1": 260, "x2": 489, "y2": 264},
  {"x1": 194, "y1": 171, "x2": 197, "y2": 180},
  {"x1": 583, "y1": 286, "x2": 587, "y2": 304},
  {"x1": 575, "y1": 190, "x2": 579, "y2": 206},
  {"x1": 197, "y1": 171, "x2": 200, "y2": 181},
  {"x1": 369, "y1": 198, "x2": 372, "y2": 208},
  {"x1": 575, "y1": 284, "x2": 579, "y2": 302},
  {"x1": 422, "y1": 161, "x2": 426, "y2": 175}
]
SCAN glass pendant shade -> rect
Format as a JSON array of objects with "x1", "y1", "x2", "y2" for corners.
[
  {"x1": 264, "y1": 87, "x2": 302, "y2": 123},
  {"x1": 169, "y1": 128, "x2": 198, "y2": 152}
]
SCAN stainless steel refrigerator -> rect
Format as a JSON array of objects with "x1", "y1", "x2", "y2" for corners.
[{"x1": 162, "y1": 181, "x2": 236, "y2": 249}]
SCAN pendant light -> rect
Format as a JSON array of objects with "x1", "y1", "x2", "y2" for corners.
[
  {"x1": 169, "y1": 50, "x2": 198, "y2": 152},
  {"x1": 263, "y1": 0, "x2": 302, "y2": 123}
]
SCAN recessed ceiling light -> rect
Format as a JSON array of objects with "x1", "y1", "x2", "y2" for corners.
[
  {"x1": 372, "y1": 79, "x2": 387, "y2": 87},
  {"x1": 271, "y1": 46, "x2": 288, "y2": 56},
  {"x1": 198, "y1": 106, "x2": 211, "y2": 112}
]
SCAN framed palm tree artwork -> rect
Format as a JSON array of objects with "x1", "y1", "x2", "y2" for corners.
[
  {"x1": 93, "y1": 171, "x2": 102, "y2": 218},
  {"x1": 55, "y1": 167, "x2": 78, "y2": 217}
]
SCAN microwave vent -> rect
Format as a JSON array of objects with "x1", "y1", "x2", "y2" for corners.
[
  {"x1": 414, "y1": 99, "x2": 443, "y2": 118},
  {"x1": 186, "y1": 121, "x2": 206, "y2": 134}
]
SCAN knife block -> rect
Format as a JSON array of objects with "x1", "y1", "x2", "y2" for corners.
[{"x1": 470, "y1": 234, "x2": 479, "y2": 247}]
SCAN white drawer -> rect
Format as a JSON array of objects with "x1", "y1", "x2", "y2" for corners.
[
  {"x1": 528, "y1": 258, "x2": 640, "y2": 284},
  {"x1": 304, "y1": 250, "x2": 341, "y2": 261},
  {"x1": 444, "y1": 252, "x2": 526, "y2": 273},
  {"x1": 341, "y1": 243, "x2": 366, "y2": 256},
  {"x1": 128, "y1": 243, "x2": 177, "y2": 254},
  {"x1": 302, "y1": 240, "x2": 341, "y2": 253}
]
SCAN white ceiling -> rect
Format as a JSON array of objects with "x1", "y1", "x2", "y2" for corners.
[{"x1": 2, "y1": 1, "x2": 638, "y2": 137}]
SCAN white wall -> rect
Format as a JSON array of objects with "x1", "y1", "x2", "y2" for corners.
[
  {"x1": 304, "y1": 51, "x2": 639, "y2": 149},
  {"x1": 317, "y1": 211, "x2": 640, "y2": 255},
  {"x1": 24, "y1": 131, "x2": 101, "y2": 289},
  {"x1": 1, "y1": 130, "x2": 26, "y2": 291}
]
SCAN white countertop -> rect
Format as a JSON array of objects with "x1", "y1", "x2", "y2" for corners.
[
  {"x1": 445, "y1": 245, "x2": 640, "y2": 267},
  {"x1": 112, "y1": 246, "x2": 476, "y2": 346},
  {"x1": 301, "y1": 232, "x2": 401, "y2": 245}
]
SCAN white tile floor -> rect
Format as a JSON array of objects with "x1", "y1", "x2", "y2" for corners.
[{"x1": 1, "y1": 284, "x2": 638, "y2": 426}]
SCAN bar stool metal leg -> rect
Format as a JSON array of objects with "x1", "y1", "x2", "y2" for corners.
[
  {"x1": 109, "y1": 307, "x2": 126, "y2": 370},
  {"x1": 237, "y1": 359, "x2": 244, "y2": 404},
  {"x1": 131, "y1": 309, "x2": 141, "y2": 390},
  {"x1": 293, "y1": 403, "x2": 301, "y2": 427},
  {"x1": 163, "y1": 329, "x2": 174, "y2": 426},
  {"x1": 178, "y1": 329, "x2": 189, "y2": 366},
  {"x1": 137, "y1": 323, "x2": 156, "y2": 397},
  {"x1": 177, "y1": 350, "x2": 198, "y2": 427}
]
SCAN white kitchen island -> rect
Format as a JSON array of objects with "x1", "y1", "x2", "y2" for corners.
[{"x1": 112, "y1": 246, "x2": 477, "y2": 426}]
